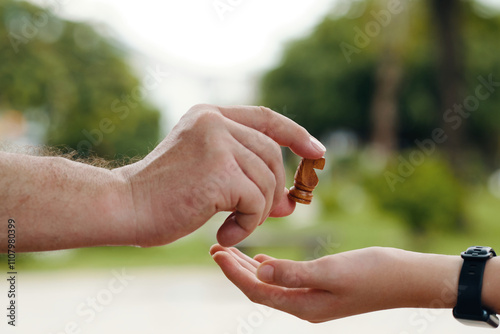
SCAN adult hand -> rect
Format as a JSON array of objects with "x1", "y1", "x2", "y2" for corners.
[
  {"x1": 115, "y1": 104, "x2": 326, "y2": 247},
  {"x1": 210, "y1": 245, "x2": 465, "y2": 323}
]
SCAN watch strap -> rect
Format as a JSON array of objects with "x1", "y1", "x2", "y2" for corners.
[{"x1": 453, "y1": 246, "x2": 497, "y2": 322}]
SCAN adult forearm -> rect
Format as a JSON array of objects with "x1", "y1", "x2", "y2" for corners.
[{"x1": 0, "y1": 152, "x2": 135, "y2": 252}]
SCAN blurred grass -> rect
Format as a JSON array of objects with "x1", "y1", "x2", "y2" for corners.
[
  {"x1": 9, "y1": 182, "x2": 500, "y2": 271},
  {"x1": 11, "y1": 235, "x2": 216, "y2": 271}
]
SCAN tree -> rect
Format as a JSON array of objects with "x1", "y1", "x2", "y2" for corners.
[
  {"x1": 0, "y1": 0, "x2": 161, "y2": 160},
  {"x1": 369, "y1": 0, "x2": 408, "y2": 155},
  {"x1": 429, "y1": 0, "x2": 466, "y2": 169},
  {"x1": 259, "y1": 0, "x2": 500, "y2": 167}
]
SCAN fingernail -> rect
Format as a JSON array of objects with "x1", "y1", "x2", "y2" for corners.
[
  {"x1": 257, "y1": 264, "x2": 274, "y2": 283},
  {"x1": 310, "y1": 136, "x2": 326, "y2": 153}
]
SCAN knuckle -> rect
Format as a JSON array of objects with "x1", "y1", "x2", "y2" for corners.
[
  {"x1": 255, "y1": 106, "x2": 274, "y2": 134},
  {"x1": 364, "y1": 246, "x2": 387, "y2": 260},
  {"x1": 268, "y1": 174, "x2": 277, "y2": 193},
  {"x1": 268, "y1": 140, "x2": 282, "y2": 157},
  {"x1": 258, "y1": 106, "x2": 278, "y2": 125},
  {"x1": 183, "y1": 105, "x2": 226, "y2": 136},
  {"x1": 269, "y1": 147, "x2": 284, "y2": 175},
  {"x1": 259, "y1": 106, "x2": 284, "y2": 136},
  {"x1": 193, "y1": 109, "x2": 224, "y2": 128},
  {"x1": 245, "y1": 195, "x2": 267, "y2": 221},
  {"x1": 254, "y1": 192, "x2": 267, "y2": 211},
  {"x1": 261, "y1": 167, "x2": 276, "y2": 188},
  {"x1": 258, "y1": 105, "x2": 272, "y2": 113},
  {"x1": 257, "y1": 105, "x2": 272, "y2": 118},
  {"x1": 188, "y1": 103, "x2": 215, "y2": 114},
  {"x1": 184, "y1": 111, "x2": 229, "y2": 151}
]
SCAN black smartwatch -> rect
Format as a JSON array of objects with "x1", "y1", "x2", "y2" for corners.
[{"x1": 453, "y1": 246, "x2": 499, "y2": 328}]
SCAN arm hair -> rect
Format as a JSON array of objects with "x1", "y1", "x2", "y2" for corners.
[{"x1": 0, "y1": 141, "x2": 139, "y2": 169}]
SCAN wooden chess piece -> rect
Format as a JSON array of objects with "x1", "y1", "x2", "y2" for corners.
[{"x1": 288, "y1": 157, "x2": 325, "y2": 205}]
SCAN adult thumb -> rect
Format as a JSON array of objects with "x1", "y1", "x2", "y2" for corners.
[{"x1": 256, "y1": 259, "x2": 323, "y2": 289}]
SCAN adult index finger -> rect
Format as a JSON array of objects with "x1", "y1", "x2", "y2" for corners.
[{"x1": 216, "y1": 105, "x2": 326, "y2": 159}]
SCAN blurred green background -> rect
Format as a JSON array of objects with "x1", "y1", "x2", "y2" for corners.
[{"x1": 2, "y1": 0, "x2": 500, "y2": 270}]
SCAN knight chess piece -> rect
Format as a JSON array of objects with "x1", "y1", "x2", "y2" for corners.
[{"x1": 288, "y1": 157, "x2": 325, "y2": 205}]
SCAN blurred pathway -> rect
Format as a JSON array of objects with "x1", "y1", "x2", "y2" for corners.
[{"x1": 0, "y1": 267, "x2": 490, "y2": 334}]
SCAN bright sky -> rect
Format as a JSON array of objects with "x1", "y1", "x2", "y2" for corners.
[
  {"x1": 27, "y1": 0, "x2": 500, "y2": 133},
  {"x1": 27, "y1": 0, "x2": 340, "y2": 131},
  {"x1": 54, "y1": 0, "x2": 338, "y2": 71}
]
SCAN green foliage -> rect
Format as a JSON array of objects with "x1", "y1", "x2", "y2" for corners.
[
  {"x1": 260, "y1": 14, "x2": 377, "y2": 140},
  {"x1": 259, "y1": 0, "x2": 500, "y2": 235},
  {"x1": 315, "y1": 147, "x2": 465, "y2": 235},
  {"x1": 0, "y1": 0, "x2": 161, "y2": 159},
  {"x1": 259, "y1": 0, "x2": 500, "y2": 162},
  {"x1": 365, "y1": 151, "x2": 465, "y2": 234}
]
